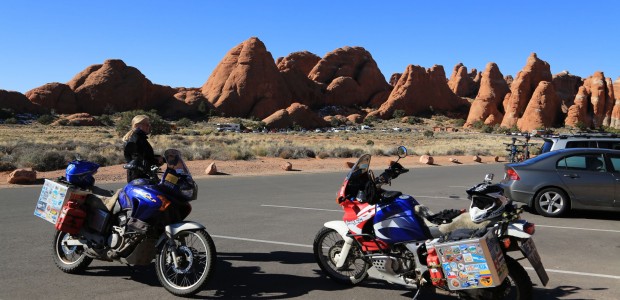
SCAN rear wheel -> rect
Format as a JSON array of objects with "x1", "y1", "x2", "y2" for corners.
[
  {"x1": 313, "y1": 227, "x2": 368, "y2": 285},
  {"x1": 155, "y1": 229, "x2": 216, "y2": 297},
  {"x1": 534, "y1": 187, "x2": 569, "y2": 217},
  {"x1": 458, "y1": 256, "x2": 532, "y2": 300},
  {"x1": 52, "y1": 230, "x2": 93, "y2": 273}
]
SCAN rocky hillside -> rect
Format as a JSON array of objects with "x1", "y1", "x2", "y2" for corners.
[{"x1": 1, "y1": 37, "x2": 619, "y2": 131}]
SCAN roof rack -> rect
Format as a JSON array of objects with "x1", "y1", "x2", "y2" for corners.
[{"x1": 554, "y1": 132, "x2": 620, "y2": 139}]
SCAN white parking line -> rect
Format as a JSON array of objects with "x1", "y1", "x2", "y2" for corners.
[
  {"x1": 261, "y1": 204, "x2": 341, "y2": 212},
  {"x1": 261, "y1": 204, "x2": 620, "y2": 234},
  {"x1": 523, "y1": 267, "x2": 620, "y2": 280},
  {"x1": 536, "y1": 225, "x2": 620, "y2": 233},
  {"x1": 211, "y1": 234, "x2": 620, "y2": 280}
]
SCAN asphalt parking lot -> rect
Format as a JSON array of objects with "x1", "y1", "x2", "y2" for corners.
[{"x1": 1, "y1": 163, "x2": 618, "y2": 299}]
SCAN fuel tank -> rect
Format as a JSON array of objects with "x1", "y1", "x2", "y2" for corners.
[
  {"x1": 373, "y1": 195, "x2": 430, "y2": 243},
  {"x1": 119, "y1": 180, "x2": 167, "y2": 221}
]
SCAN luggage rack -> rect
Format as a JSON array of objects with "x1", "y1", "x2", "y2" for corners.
[{"x1": 553, "y1": 132, "x2": 620, "y2": 139}]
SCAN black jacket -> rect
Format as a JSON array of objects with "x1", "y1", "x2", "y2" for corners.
[{"x1": 123, "y1": 129, "x2": 157, "y2": 182}]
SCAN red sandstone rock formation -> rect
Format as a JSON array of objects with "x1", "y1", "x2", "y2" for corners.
[
  {"x1": 464, "y1": 63, "x2": 509, "y2": 127},
  {"x1": 201, "y1": 37, "x2": 292, "y2": 119},
  {"x1": 164, "y1": 88, "x2": 213, "y2": 118},
  {"x1": 505, "y1": 75, "x2": 514, "y2": 87},
  {"x1": 552, "y1": 71, "x2": 582, "y2": 114},
  {"x1": 565, "y1": 86, "x2": 590, "y2": 128},
  {"x1": 277, "y1": 51, "x2": 324, "y2": 108},
  {"x1": 448, "y1": 63, "x2": 478, "y2": 98},
  {"x1": 276, "y1": 51, "x2": 321, "y2": 76},
  {"x1": 7, "y1": 169, "x2": 37, "y2": 184},
  {"x1": 309, "y1": 46, "x2": 391, "y2": 107},
  {"x1": 68, "y1": 59, "x2": 159, "y2": 115},
  {"x1": 611, "y1": 77, "x2": 620, "y2": 128},
  {"x1": 51, "y1": 113, "x2": 102, "y2": 126},
  {"x1": 516, "y1": 81, "x2": 561, "y2": 131},
  {"x1": 603, "y1": 77, "x2": 615, "y2": 127},
  {"x1": 565, "y1": 72, "x2": 611, "y2": 128},
  {"x1": 0, "y1": 90, "x2": 42, "y2": 114},
  {"x1": 389, "y1": 73, "x2": 402, "y2": 86},
  {"x1": 25, "y1": 83, "x2": 78, "y2": 114},
  {"x1": 262, "y1": 103, "x2": 328, "y2": 129},
  {"x1": 347, "y1": 114, "x2": 363, "y2": 124},
  {"x1": 501, "y1": 53, "x2": 553, "y2": 128},
  {"x1": 370, "y1": 65, "x2": 469, "y2": 119}
]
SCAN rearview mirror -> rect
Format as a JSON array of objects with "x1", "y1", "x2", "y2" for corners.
[{"x1": 397, "y1": 146, "x2": 407, "y2": 158}]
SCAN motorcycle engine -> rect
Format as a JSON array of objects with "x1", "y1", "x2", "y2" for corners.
[{"x1": 370, "y1": 246, "x2": 416, "y2": 276}]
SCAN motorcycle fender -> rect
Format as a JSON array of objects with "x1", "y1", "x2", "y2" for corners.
[
  {"x1": 156, "y1": 221, "x2": 206, "y2": 247},
  {"x1": 505, "y1": 222, "x2": 532, "y2": 239},
  {"x1": 324, "y1": 221, "x2": 355, "y2": 268}
]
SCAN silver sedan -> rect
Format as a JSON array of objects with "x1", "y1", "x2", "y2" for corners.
[{"x1": 500, "y1": 148, "x2": 620, "y2": 217}]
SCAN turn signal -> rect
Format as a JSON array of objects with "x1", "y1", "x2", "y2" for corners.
[
  {"x1": 506, "y1": 168, "x2": 520, "y2": 181},
  {"x1": 524, "y1": 223, "x2": 536, "y2": 235},
  {"x1": 501, "y1": 237, "x2": 511, "y2": 249}
]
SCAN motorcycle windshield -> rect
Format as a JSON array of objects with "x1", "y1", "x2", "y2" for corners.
[
  {"x1": 162, "y1": 149, "x2": 198, "y2": 200},
  {"x1": 338, "y1": 154, "x2": 371, "y2": 201}
]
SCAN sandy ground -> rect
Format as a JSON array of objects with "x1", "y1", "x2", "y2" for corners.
[{"x1": 0, "y1": 155, "x2": 502, "y2": 189}]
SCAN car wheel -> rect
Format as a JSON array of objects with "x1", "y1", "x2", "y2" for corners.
[{"x1": 534, "y1": 187, "x2": 570, "y2": 217}]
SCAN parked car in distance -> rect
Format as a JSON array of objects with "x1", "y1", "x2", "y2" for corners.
[
  {"x1": 540, "y1": 133, "x2": 620, "y2": 153},
  {"x1": 501, "y1": 148, "x2": 620, "y2": 217}
]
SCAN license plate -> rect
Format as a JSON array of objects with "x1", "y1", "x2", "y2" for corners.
[{"x1": 519, "y1": 238, "x2": 549, "y2": 286}]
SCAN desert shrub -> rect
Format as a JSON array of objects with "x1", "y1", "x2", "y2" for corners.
[
  {"x1": 317, "y1": 151, "x2": 330, "y2": 159},
  {"x1": 176, "y1": 118, "x2": 193, "y2": 128},
  {"x1": 366, "y1": 140, "x2": 374, "y2": 146},
  {"x1": 446, "y1": 148, "x2": 465, "y2": 155},
  {"x1": 392, "y1": 110, "x2": 406, "y2": 119},
  {"x1": 423, "y1": 130, "x2": 434, "y2": 138},
  {"x1": 481, "y1": 124, "x2": 494, "y2": 133},
  {"x1": 371, "y1": 148, "x2": 386, "y2": 156},
  {"x1": 331, "y1": 147, "x2": 364, "y2": 158},
  {"x1": 274, "y1": 146, "x2": 316, "y2": 159},
  {"x1": 97, "y1": 114, "x2": 114, "y2": 126},
  {"x1": 408, "y1": 116, "x2": 423, "y2": 125},
  {"x1": 23, "y1": 151, "x2": 69, "y2": 171},
  {"x1": 37, "y1": 114, "x2": 55, "y2": 125},
  {"x1": 0, "y1": 161, "x2": 16, "y2": 171},
  {"x1": 4, "y1": 118, "x2": 18, "y2": 124},
  {"x1": 114, "y1": 110, "x2": 171, "y2": 136},
  {"x1": 453, "y1": 119, "x2": 466, "y2": 127},
  {"x1": 0, "y1": 108, "x2": 14, "y2": 119}
]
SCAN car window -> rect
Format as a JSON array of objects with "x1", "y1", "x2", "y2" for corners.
[
  {"x1": 609, "y1": 155, "x2": 620, "y2": 172},
  {"x1": 556, "y1": 154, "x2": 605, "y2": 172},
  {"x1": 566, "y1": 141, "x2": 596, "y2": 148},
  {"x1": 596, "y1": 141, "x2": 620, "y2": 150}
]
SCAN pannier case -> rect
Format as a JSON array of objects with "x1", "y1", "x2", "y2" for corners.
[
  {"x1": 34, "y1": 179, "x2": 89, "y2": 225},
  {"x1": 430, "y1": 230, "x2": 508, "y2": 291}
]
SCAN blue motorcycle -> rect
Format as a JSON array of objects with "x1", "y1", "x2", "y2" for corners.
[{"x1": 51, "y1": 149, "x2": 215, "y2": 296}]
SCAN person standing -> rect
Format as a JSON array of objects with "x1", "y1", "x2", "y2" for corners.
[{"x1": 122, "y1": 115, "x2": 162, "y2": 182}]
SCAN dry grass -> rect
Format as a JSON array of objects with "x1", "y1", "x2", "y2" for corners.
[{"x1": 0, "y1": 118, "x2": 533, "y2": 172}]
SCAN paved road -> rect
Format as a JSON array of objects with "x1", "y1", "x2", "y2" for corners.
[{"x1": 1, "y1": 163, "x2": 619, "y2": 299}]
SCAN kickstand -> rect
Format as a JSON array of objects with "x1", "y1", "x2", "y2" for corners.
[{"x1": 412, "y1": 287, "x2": 422, "y2": 300}]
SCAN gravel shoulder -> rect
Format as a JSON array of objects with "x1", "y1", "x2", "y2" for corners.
[{"x1": 0, "y1": 155, "x2": 502, "y2": 189}]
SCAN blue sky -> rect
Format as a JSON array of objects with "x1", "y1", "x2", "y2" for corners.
[{"x1": 1, "y1": 1, "x2": 618, "y2": 93}]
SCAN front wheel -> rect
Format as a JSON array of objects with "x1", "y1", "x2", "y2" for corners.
[
  {"x1": 458, "y1": 256, "x2": 533, "y2": 300},
  {"x1": 313, "y1": 227, "x2": 368, "y2": 285},
  {"x1": 52, "y1": 230, "x2": 93, "y2": 273},
  {"x1": 155, "y1": 229, "x2": 216, "y2": 297}
]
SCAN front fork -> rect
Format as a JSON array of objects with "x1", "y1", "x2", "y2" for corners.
[{"x1": 324, "y1": 221, "x2": 355, "y2": 268}]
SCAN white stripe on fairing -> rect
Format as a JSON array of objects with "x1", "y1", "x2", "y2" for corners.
[
  {"x1": 211, "y1": 234, "x2": 620, "y2": 279},
  {"x1": 261, "y1": 204, "x2": 619, "y2": 234}
]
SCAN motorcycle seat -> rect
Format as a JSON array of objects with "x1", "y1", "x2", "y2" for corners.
[
  {"x1": 380, "y1": 190, "x2": 402, "y2": 203},
  {"x1": 85, "y1": 188, "x2": 121, "y2": 212}
]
